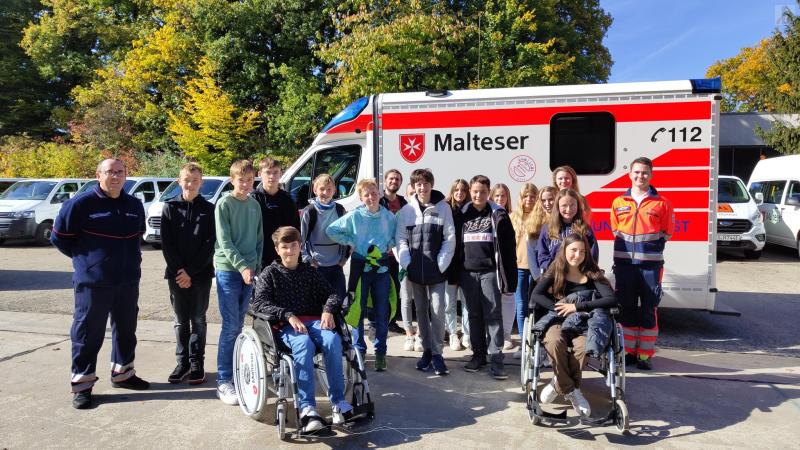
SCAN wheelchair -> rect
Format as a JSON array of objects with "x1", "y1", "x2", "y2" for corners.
[
  {"x1": 519, "y1": 307, "x2": 629, "y2": 432},
  {"x1": 233, "y1": 297, "x2": 375, "y2": 440}
]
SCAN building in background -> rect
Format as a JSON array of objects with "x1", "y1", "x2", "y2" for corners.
[{"x1": 720, "y1": 113, "x2": 799, "y2": 182}]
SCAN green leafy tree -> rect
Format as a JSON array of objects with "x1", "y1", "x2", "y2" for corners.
[
  {"x1": 706, "y1": 39, "x2": 773, "y2": 112},
  {"x1": 0, "y1": 135, "x2": 102, "y2": 177},
  {"x1": 757, "y1": 4, "x2": 800, "y2": 154},
  {"x1": 168, "y1": 58, "x2": 261, "y2": 175}
]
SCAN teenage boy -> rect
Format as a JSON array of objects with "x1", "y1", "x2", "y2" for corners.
[
  {"x1": 378, "y1": 169, "x2": 407, "y2": 334},
  {"x1": 610, "y1": 157, "x2": 674, "y2": 370},
  {"x1": 160, "y1": 162, "x2": 215, "y2": 385},
  {"x1": 252, "y1": 157, "x2": 299, "y2": 269},
  {"x1": 252, "y1": 226, "x2": 352, "y2": 433},
  {"x1": 396, "y1": 169, "x2": 456, "y2": 375},
  {"x1": 214, "y1": 160, "x2": 263, "y2": 405},
  {"x1": 455, "y1": 175, "x2": 517, "y2": 380},
  {"x1": 327, "y1": 179, "x2": 397, "y2": 372},
  {"x1": 300, "y1": 174, "x2": 349, "y2": 299}
]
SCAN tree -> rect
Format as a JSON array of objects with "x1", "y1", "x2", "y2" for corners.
[
  {"x1": 755, "y1": 5, "x2": 800, "y2": 154},
  {"x1": 0, "y1": 0, "x2": 57, "y2": 137},
  {"x1": 706, "y1": 39, "x2": 773, "y2": 112},
  {"x1": 168, "y1": 58, "x2": 261, "y2": 175}
]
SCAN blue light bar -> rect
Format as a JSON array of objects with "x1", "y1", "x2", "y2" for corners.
[
  {"x1": 690, "y1": 77, "x2": 721, "y2": 94},
  {"x1": 322, "y1": 96, "x2": 369, "y2": 132}
]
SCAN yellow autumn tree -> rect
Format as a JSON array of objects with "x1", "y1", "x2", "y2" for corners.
[
  {"x1": 706, "y1": 39, "x2": 774, "y2": 112},
  {"x1": 168, "y1": 58, "x2": 261, "y2": 175}
]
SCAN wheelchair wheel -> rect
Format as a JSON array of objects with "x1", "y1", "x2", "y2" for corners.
[
  {"x1": 614, "y1": 399, "x2": 630, "y2": 432},
  {"x1": 525, "y1": 380, "x2": 542, "y2": 425},
  {"x1": 277, "y1": 402, "x2": 289, "y2": 440},
  {"x1": 519, "y1": 316, "x2": 533, "y2": 387},
  {"x1": 234, "y1": 327, "x2": 269, "y2": 421}
]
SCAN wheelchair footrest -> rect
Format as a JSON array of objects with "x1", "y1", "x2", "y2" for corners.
[
  {"x1": 350, "y1": 402, "x2": 375, "y2": 420},
  {"x1": 579, "y1": 409, "x2": 616, "y2": 427},
  {"x1": 537, "y1": 409, "x2": 568, "y2": 421}
]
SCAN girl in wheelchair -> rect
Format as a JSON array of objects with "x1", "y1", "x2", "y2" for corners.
[
  {"x1": 528, "y1": 233, "x2": 617, "y2": 418},
  {"x1": 251, "y1": 226, "x2": 353, "y2": 433}
]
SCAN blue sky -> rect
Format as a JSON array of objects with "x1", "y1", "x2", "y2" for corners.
[{"x1": 602, "y1": 0, "x2": 794, "y2": 83}]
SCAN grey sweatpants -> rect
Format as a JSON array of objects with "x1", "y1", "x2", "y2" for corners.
[
  {"x1": 460, "y1": 270, "x2": 504, "y2": 361},
  {"x1": 411, "y1": 281, "x2": 446, "y2": 355}
]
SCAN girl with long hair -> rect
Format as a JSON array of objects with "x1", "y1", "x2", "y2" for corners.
[
  {"x1": 529, "y1": 233, "x2": 617, "y2": 417},
  {"x1": 443, "y1": 179, "x2": 471, "y2": 350},
  {"x1": 552, "y1": 165, "x2": 592, "y2": 221},
  {"x1": 491, "y1": 183, "x2": 516, "y2": 351},
  {"x1": 536, "y1": 189, "x2": 598, "y2": 273},
  {"x1": 509, "y1": 183, "x2": 538, "y2": 354}
]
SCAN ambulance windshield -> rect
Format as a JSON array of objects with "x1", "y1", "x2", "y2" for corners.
[{"x1": 322, "y1": 97, "x2": 369, "y2": 132}]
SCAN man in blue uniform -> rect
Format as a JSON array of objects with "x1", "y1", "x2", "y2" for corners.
[{"x1": 52, "y1": 158, "x2": 151, "y2": 409}]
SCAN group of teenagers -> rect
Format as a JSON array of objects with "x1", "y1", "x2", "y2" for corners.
[{"x1": 54, "y1": 155, "x2": 673, "y2": 431}]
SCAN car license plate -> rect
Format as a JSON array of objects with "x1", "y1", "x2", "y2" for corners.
[{"x1": 717, "y1": 234, "x2": 740, "y2": 241}]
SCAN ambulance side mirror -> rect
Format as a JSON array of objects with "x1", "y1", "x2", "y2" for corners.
[{"x1": 754, "y1": 192, "x2": 764, "y2": 205}]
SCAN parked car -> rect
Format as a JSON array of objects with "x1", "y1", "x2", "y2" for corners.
[
  {"x1": 76, "y1": 177, "x2": 174, "y2": 213},
  {"x1": 747, "y1": 155, "x2": 800, "y2": 258},
  {"x1": 143, "y1": 177, "x2": 261, "y2": 248},
  {"x1": 0, "y1": 178, "x2": 21, "y2": 194},
  {"x1": 716, "y1": 175, "x2": 765, "y2": 259},
  {"x1": 0, "y1": 179, "x2": 90, "y2": 245}
]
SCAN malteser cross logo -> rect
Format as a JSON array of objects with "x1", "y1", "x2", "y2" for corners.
[{"x1": 400, "y1": 134, "x2": 425, "y2": 163}]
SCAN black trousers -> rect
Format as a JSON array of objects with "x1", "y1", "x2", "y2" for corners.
[{"x1": 168, "y1": 277, "x2": 212, "y2": 365}]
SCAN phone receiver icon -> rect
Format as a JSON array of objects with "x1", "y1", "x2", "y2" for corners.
[{"x1": 651, "y1": 128, "x2": 666, "y2": 142}]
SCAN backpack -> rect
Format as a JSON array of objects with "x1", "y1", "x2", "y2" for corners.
[{"x1": 303, "y1": 202, "x2": 346, "y2": 234}]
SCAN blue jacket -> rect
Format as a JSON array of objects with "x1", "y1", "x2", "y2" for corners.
[{"x1": 51, "y1": 185, "x2": 145, "y2": 287}]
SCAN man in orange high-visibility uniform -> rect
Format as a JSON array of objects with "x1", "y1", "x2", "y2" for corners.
[{"x1": 610, "y1": 157, "x2": 674, "y2": 370}]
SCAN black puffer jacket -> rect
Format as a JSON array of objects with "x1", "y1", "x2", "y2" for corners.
[{"x1": 395, "y1": 190, "x2": 456, "y2": 285}]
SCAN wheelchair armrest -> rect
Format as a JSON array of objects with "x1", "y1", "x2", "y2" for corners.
[{"x1": 247, "y1": 307, "x2": 279, "y2": 323}]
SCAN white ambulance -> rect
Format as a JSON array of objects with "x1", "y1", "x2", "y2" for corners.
[{"x1": 281, "y1": 79, "x2": 723, "y2": 311}]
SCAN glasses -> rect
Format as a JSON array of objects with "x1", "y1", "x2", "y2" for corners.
[{"x1": 101, "y1": 170, "x2": 125, "y2": 177}]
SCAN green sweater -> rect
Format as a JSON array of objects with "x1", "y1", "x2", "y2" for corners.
[{"x1": 214, "y1": 194, "x2": 264, "y2": 273}]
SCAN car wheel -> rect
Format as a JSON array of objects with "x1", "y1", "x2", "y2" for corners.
[
  {"x1": 35, "y1": 221, "x2": 53, "y2": 246},
  {"x1": 744, "y1": 249, "x2": 762, "y2": 259}
]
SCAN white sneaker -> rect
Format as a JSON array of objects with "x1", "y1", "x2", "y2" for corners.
[
  {"x1": 414, "y1": 336, "x2": 424, "y2": 352},
  {"x1": 503, "y1": 339, "x2": 514, "y2": 351},
  {"x1": 403, "y1": 336, "x2": 415, "y2": 351},
  {"x1": 462, "y1": 334, "x2": 471, "y2": 350},
  {"x1": 565, "y1": 388, "x2": 591, "y2": 417},
  {"x1": 216, "y1": 382, "x2": 238, "y2": 405},
  {"x1": 332, "y1": 401, "x2": 354, "y2": 425},
  {"x1": 449, "y1": 334, "x2": 462, "y2": 351},
  {"x1": 301, "y1": 406, "x2": 325, "y2": 432},
  {"x1": 539, "y1": 378, "x2": 558, "y2": 404}
]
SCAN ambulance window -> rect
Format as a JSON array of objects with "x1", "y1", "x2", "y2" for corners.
[
  {"x1": 313, "y1": 145, "x2": 361, "y2": 199},
  {"x1": 550, "y1": 112, "x2": 615, "y2": 175},
  {"x1": 287, "y1": 157, "x2": 314, "y2": 204}
]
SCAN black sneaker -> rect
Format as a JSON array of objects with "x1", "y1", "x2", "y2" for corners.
[
  {"x1": 187, "y1": 362, "x2": 205, "y2": 385},
  {"x1": 432, "y1": 354, "x2": 449, "y2": 375},
  {"x1": 464, "y1": 354, "x2": 487, "y2": 372},
  {"x1": 112, "y1": 375, "x2": 150, "y2": 390},
  {"x1": 388, "y1": 322, "x2": 406, "y2": 335},
  {"x1": 416, "y1": 350, "x2": 432, "y2": 371},
  {"x1": 625, "y1": 353, "x2": 638, "y2": 366},
  {"x1": 168, "y1": 363, "x2": 191, "y2": 384},
  {"x1": 636, "y1": 357, "x2": 653, "y2": 370},
  {"x1": 490, "y1": 360, "x2": 508, "y2": 380},
  {"x1": 72, "y1": 390, "x2": 92, "y2": 409}
]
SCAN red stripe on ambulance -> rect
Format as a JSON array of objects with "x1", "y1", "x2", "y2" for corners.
[
  {"x1": 603, "y1": 169, "x2": 710, "y2": 189},
  {"x1": 651, "y1": 148, "x2": 711, "y2": 167},
  {"x1": 586, "y1": 190, "x2": 709, "y2": 210},
  {"x1": 592, "y1": 211, "x2": 708, "y2": 242}
]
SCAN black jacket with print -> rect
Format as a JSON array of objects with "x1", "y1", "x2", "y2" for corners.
[{"x1": 252, "y1": 261, "x2": 342, "y2": 322}]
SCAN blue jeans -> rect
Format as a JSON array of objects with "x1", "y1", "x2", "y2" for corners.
[
  {"x1": 316, "y1": 265, "x2": 346, "y2": 300},
  {"x1": 280, "y1": 320, "x2": 345, "y2": 410},
  {"x1": 444, "y1": 284, "x2": 469, "y2": 336},
  {"x1": 216, "y1": 270, "x2": 253, "y2": 383},
  {"x1": 514, "y1": 269, "x2": 532, "y2": 333},
  {"x1": 353, "y1": 270, "x2": 390, "y2": 355}
]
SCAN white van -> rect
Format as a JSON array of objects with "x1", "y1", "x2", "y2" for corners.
[
  {"x1": 281, "y1": 79, "x2": 724, "y2": 311},
  {"x1": 143, "y1": 176, "x2": 262, "y2": 247},
  {"x1": 0, "y1": 178, "x2": 90, "y2": 245},
  {"x1": 747, "y1": 155, "x2": 800, "y2": 258},
  {"x1": 716, "y1": 175, "x2": 766, "y2": 259},
  {"x1": 76, "y1": 177, "x2": 174, "y2": 212}
]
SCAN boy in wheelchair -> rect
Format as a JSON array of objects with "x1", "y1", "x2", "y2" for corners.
[
  {"x1": 528, "y1": 233, "x2": 617, "y2": 418},
  {"x1": 251, "y1": 226, "x2": 353, "y2": 433}
]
